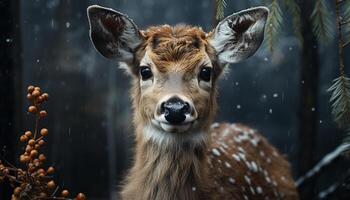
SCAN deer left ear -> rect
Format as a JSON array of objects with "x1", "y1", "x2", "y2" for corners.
[{"x1": 209, "y1": 7, "x2": 269, "y2": 64}]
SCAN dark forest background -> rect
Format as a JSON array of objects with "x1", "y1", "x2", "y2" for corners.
[{"x1": 1, "y1": 0, "x2": 350, "y2": 199}]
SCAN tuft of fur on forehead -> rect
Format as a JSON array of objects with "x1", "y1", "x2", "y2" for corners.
[{"x1": 143, "y1": 25, "x2": 209, "y2": 72}]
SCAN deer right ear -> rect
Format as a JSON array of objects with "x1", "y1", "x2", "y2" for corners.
[{"x1": 87, "y1": 5, "x2": 143, "y2": 63}]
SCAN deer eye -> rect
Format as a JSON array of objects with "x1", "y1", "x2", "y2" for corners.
[
  {"x1": 139, "y1": 66, "x2": 153, "y2": 80},
  {"x1": 198, "y1": 67, "x2": 212, "y2": 82}
]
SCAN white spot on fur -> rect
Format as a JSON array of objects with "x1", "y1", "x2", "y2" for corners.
[
  {"x1": 224, "y1": 161, "x2": 231, "y2": 168},
  {"x1": 211, "y1": 122, "x2": 220, "y2": 129},
  {"x1": 256, "y1": 186, "x2": 263, "y2": 194},
  {"x1": 229, "y1": 177, "x2": 235, "y2": 184},
  {"x1": 251, "y1": 161, "x2": 258, "y2": 172},
  {"x1": 244, "y1": 175, "x2": 251, "y2": 185},
  {"x1": 250, "y1": 186, "x2": 256, "y2": 195},
  {"x1": 212, "y1": 148, "x2": 221, "y2": 156},
  {"x1": 232, "y1": 154, "x2": 240, "y2": 162}
]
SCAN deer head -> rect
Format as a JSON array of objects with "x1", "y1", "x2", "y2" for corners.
[{"x1": 87, "y1": 5, "x2": 268, "y2": 145}]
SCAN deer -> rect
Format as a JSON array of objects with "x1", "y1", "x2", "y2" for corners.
[{"x1": 87, "y1": 5, "x2": 299, "y2": 200}]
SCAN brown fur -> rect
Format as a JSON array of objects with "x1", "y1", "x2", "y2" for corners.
[{"x1": 120, "y1": 25, "x2": 299, "y2": 200}]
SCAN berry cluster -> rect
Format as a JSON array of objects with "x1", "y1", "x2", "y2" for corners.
[{"x1": 0, "y1": 86, "x2": 86, "y2": 200}]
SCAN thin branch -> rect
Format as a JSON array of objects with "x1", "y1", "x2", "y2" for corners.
[
  {"x1": 296, "y1": 143, "x2": 350, "y2": 187},
  {"x1": 344, "y1": 40, "x2": 350, "y2": 47}
]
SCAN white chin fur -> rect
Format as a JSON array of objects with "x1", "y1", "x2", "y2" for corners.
[
  {"x1": 159, "y1": 122, "x2": 191, "y2": 133},
  {"x1": 144, "y1": 122, "x2": 207, "y2": 146}
]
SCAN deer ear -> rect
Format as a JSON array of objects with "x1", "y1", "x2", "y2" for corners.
[
  {"x1": 209, "y1": 7, "x2": 269, "y2": 64},
  {"x1": 87, "y1": 5, "x2": 143, "y2": 63}
]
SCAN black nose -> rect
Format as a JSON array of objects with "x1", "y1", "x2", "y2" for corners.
[{"x1": 161, "y1": 97, "x2": 190, "y2": 125}]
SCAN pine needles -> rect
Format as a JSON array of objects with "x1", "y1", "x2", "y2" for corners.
[
  {"x1": 328, "y1": 76, "x2": 350, "y2": 129},
  {"x1": 311, "y1": 0, "x2": 334, "y2": 44},
  {"x1": 285, "y1": 0, "x2": 303, "y2": 47},
  {"x1": 215, "y1": 0, "x2": 227, "y2": 21},
  {"x1": 344, "y1": 0, "x2": 350, "y2": 46},
  {"x1": 329, "y1": 0, "x2": 350, "y2": 151},
  {"x1": 265, "y1": 0, "x2": 283, "y2": 52}
]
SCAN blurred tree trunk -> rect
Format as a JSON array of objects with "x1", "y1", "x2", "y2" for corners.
[
  {"x1": 296, "y1": 0, "x2": 320, "y2": 199},
  {"x1": 0, "y1": 0, "x2": 22, "y2": 199}
]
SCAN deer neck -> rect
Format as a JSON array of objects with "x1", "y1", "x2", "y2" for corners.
[{"x1": 121, "y1": 124, "x2": 212, "y2": 200}]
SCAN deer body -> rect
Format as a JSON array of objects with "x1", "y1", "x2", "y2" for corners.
[{"x1": 87, "y1": 5, "x2": 299, "y2": 200}]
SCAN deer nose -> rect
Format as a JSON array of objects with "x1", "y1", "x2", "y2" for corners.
[{"x1": 160, "y1": 97, "x2": 191, "y2": 125}]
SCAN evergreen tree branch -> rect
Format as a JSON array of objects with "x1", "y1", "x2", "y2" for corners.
[
  {"x1": 284, "y1": 0, "x2": 303, "y2": 47},
  {"x1": 328, "y1": 76, "x2": 350, "y2": 129},
  {"x1": 215, "y1": 0, "x2": 227, "y2": 21},
  {"x1": 265, "y1": 0, "x2": 283, "y2": 52},
  {"x1": 343, "y1": 0, "x2": 350, "y2": 45},
  {"x1": 311, "y1": 0, "x2": 334, "y2": 44}
]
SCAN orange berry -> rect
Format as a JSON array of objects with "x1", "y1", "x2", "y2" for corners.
[
  {"x1": 47, "y1": 180, "x2": 55, "y2": 189},
  {"x1": 42, "y1": 93, "x2": 49, "y2": 100},
  {"x1": 40, "y1": 128, "x2": 48, "y2": 136},
  {"x1": 30, "y1": 150, "x2": 38, "y2": 157},
  {"x1": 33, "y1": 159, "x2": 41, "y2": 167},
  {"x1": 25, "y1": 145, "x2": 32, "y2": 153},
  {"x1": 34, "y1": 87, "x2": 41, "y2": 92},
  {"x1": 47, "y1": 166, "x2": 55, "y2": 174},
  {"x1": 27, "y1": 86, "x2": 35, "y2": 93},
  {"x1": 13, "y1": 187, "x2": 21, "y2": 195},
  {"x1": 28, "y1": 139, "x2": 35, "y2": 146},
  {"x1": 76, "y1": 193, "x2": 86, "y2": 200},
  {"x1": 61, "y1": 190, "x2": 69, "y2": 197},
  {"x1": 19, "y1": 155, "x2": 30, "y2": 163},
  {"x1": 38, "y1": 139, "x2": 45, "y2": 146},
  {"x1": 37, "y1": 96, "x2": 44, "y2": 103},
  {"x1": 25, "y1": 131, "x2": 32, "y2": 137},
  {"x1": 20, "y1": 135, "x2": 28, "y2": 142},
  {"x1": 2, "y1": 168, "x2": 9, "y2": 175},
  {"x1": 39, "y1": 192, "x2": 47, "y2": 198},
  {"x1": 27, "y1": 93, "x2": 33, "y2": 100},
  {"x1": 39, "y1": 110, "x2": 47, "y2": 118},
  {"x1": 39, "y1": 154, "x2": 46, "y2": 161},
  {"x1": 32, "y1": 90, "x2": 40, "y2": 97},
  {"x1": 28, "y1": 166, "x2": 36, "y2": 173},
  {"x1": 28, "y1": 106, "x2": 37, "y2": 113},
  {"x1": 39, "y1": 172, "x2": 46, "y2": 178}
]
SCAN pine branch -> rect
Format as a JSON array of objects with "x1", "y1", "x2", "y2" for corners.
[
  {"x1": 343, "y1": 128, "x2": 350, "y2": 148},
  {"x1": 311, "y1": 0, "x2": 334, "y2": 44},
  {"x1": 343, "y1": 0, "x2": 350, "y2": 46},
  {"x1": 296, "y1": 143, "x2": 350, "y2": 187},
  {"x1": 215, "y1": 0, "x2": 227, "y2": 21},
  {"x1": 344, "y1": 0, "x2": 350, "y2": 19},
  {"x1": 265, "y1": 0, "x2": 283, "y2": 52},
  {"x1": 328, "y1": 76, "x2": 350, "y2": 129},
  {"x1": 343, "y1": 134, "x2": 350, "y2": 160},
  {"x1": 284, "y1": 0, "x2": 303, "y2": 47}
]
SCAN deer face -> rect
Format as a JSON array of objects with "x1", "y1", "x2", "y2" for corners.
[{"x1": 87, "y1": 5, "x2": 268, "y2": 138}]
